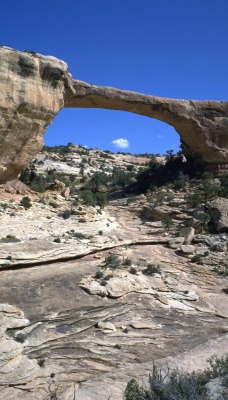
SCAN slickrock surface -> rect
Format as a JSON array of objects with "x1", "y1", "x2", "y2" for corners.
[
  {"x1": 1, "y1": 46, "x2": 228, "y2": 183},
  {"x1": 0, "y1": 187, "x2": 227, "y2": 399}
]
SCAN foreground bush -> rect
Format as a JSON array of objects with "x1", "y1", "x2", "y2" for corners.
[{"x1": 125, "y1": 355, "x2": 228, "y2": 400}]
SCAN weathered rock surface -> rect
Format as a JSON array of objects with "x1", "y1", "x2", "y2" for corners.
[
  {"x1": 179, "y1": 226, "x2": 195, "y2": 243},
  {"x1": 208, "y1": 198, "x2": 228, "y2": 232},
  {"x1": 0, "y1": 188, "x2": 227, "y2": 399},
  {"x1": 0, "y1": 47, "x2": 75, "y2": 183},
  {"x1": 0, "y1": 246, "x2": 227, "y2": 399},
  {"x1": 1, "y1": 46, "x2": 228, "y2": 183}
]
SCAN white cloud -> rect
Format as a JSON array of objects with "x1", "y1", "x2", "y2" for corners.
[{"x1": 111, "y1": 138, "x2": 129, "y2": 149}]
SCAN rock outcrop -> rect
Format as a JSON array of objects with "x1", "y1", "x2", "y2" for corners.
[
  {"x1": 0, "y1": 150, "x2": 227, "y2": 399},
  {"x1": 1, "y1": 46, "x2": 228, "y2": 183},
  {"x1": 0, "y1": 47, "x2": 74, "y2": 183}
]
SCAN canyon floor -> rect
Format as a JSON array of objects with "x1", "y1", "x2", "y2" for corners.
[{"x1": 0, "y1": 146, "x2": 227, "y2": 399}]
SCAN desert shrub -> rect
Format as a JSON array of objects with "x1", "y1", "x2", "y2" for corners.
[
  {"x1": 125, "y1": 368, "x2": 207, "y2": 400},
  {"x1": 94, "y1": 192, "x2": 108, "y2": 208},
  {"x1": 173, "y1": 171, "x2": 189, "y2": 191},
  {"x1": 61, "y1": 209, "x2": 71, "y2": 219},
  {"x1": 84, "y1": 171, "x2": 108, "y2": 191},
  {"x1": 0, "y1": 202, "x2": 8, "y2": 210},
  {"x1": 111, "y1": 167, "x2": 133, "y2": 188},
  {"x1": 212, "y1": 265, "x2": 228, "y2": 276},
  {"x1": 220, "y1": 173, "x2": 228, "y2": 198},
  {"x1": 208, "y1": 354, "x2": 228, "y2": 381},
  {"x1": 123, "y1": 257, "x2": 132, "y2": 266},
  {"x1": 125, "y1": 356, "x2": 228, "y2": 400},
  {"x1": 94, "y1": 270, "x2": 104, "y2": 279},
  {"x1": 191, "y1": 255, "x2": 203, "y2": 264},
  {"x1": 126, "y1": 164, "x2": 135, "y2": 172},
  {"x1": 37, "y1": 358, "x2": 45, "y2": 368},
  {"x1": 129, "y1": 267, "x2": 138, "y2": 275},
  {"x1": 103, "y1": 254, "x2": 121, "y2": 269},
  {"x1": 156, "y1": 191, "x2": 166, "y2": 204},
  {"x1": 53, "y1": 238, "x2": 61, "y2": 243},
  {"x1": 162, "y1": 216, "x2": 174, "y2": 230},
  {"x1": 201, "y1": 172, "x2": 219, "y2": 200},
  {"x1": 20, "y1": 196, "x2": 32, "y2": 209},
  {"x1": 79, "y1": 189, "x2": 108, "y2": 208},
  {"x1": 100, "y1": 279, "x2": 108, "y2": 286},
  {"x1": 134, "y1": 150, "x2": 189, "y2": 193},
  {"x1": 1, "y1": 234, "x2": 20, "y2": 243},
  {"x1": 142, "y1": 263, "x2": 161, "y2": 275},
  {"x1": 187, "y1": 191, "x2": 204, "y2": 207},
  {"x1": 80, "y1": 190, "x2": 95, "y2": 206},
  {"x1": 100, "y1": 152, "x2": 114, "y2": 160},
  {"x1": 15, "y1": 332, "x2": 27, "y2": 343},
  {"x1": 104, "y1": 273, "x2": 113, "y2": 280},
  {"x1": 68, "y1": 230, "x2": 89, "y2": 239}
]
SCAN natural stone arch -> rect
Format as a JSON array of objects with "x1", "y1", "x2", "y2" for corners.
[{"x1": 0, "y1": 46, "x2": 228, "y2": 183}]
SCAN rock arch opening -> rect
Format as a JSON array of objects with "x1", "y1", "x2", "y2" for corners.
[{"x1": 44, "y1": 108, "x2": 180, "y2": 155}]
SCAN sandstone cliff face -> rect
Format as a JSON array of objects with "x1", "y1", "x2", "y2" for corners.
[
  {"x1": 1, "y1": 46, "x2": 228, "y2": 183},
  {"x1": 0, "y1": 47, "x2": 73, "y2": 183}
]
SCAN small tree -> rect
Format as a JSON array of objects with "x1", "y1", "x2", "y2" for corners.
[{"x1": 162, "y1": 215, "x2": 174, "y2": 230}]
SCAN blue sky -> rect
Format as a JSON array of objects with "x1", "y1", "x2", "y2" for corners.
[{"x1": 1, "y1": 0, "x2": 228, "y2": 154}]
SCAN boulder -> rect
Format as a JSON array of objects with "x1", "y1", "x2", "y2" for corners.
[
  {"x1": 46, "y1": 179, "x2": 65, "y2": 195},
  {"x1": 207, "y1": 198, "x2": 228, "y2": 232},
  {"x1": 2, "y1": 180, "x2": 31, "y2": 195},
  {"x1": 181, "y1": 245, "x2": 196, "y2": 254},
  {"x1": 179, "y1": 227, "x2": 195, "y2": 244},
  {"x1": 168, "y1": 237, "x2": 185, "y2": 249}
]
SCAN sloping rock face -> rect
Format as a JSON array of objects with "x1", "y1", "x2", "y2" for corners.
[
  {"x1": 1, "y1": 46, "x2": 228, "y2": 184},
  {"x1": 0, "y1": 175, "x2": 227, "y2": 399}
]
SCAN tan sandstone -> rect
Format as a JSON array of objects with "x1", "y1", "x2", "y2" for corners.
[{"x1": 1, "y1": 46, "x2": 228, "y2": 183}]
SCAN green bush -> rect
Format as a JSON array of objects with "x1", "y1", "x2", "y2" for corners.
[
  {"x1": 1, "y1": 234, "x2": 20, "y2": 243},
  {"x1": 173, "y1": 171, "x2": 189, "y2": 191},
  {"x1": 20, "y1": 196, "x2": 32, "y2": 209},
  {"x1": 123, "y1": 257, "x2": 132, "y2": 266},
  {"x1": 94, "y1": 270, "x2": 104, "y2": 279},
  {"x1": 220, "y1": 173, "x2": 228, "y2": 197},
  {"x1": 191, "y1": 255, "x2": 203, "y2": 264},
  {"x1": 187, "y1": 191, "x2": 204, "y2": 207},
  {"x1": 111, "y1": 167, "x2": 133, "y2": 188},
  {"x1": 162, "y1": 216, "x2": 174, "y2": 230},
  {"x1": 79, "y1": 189, "x2": 108, "y2": 208},
  {"x1": 129, "y1": 267, "x2": 138, "y2": 275},
  {"x1": 84, "y1": 171, "x2": 108, "y2": 191},
  {"x1": 102, "y1": 254, "x2": 121, "y2": 269},
  {"x1": 142, "y1": 263, "x2": 161, "y2": 275},
  {"x1": 61, "y1": 209, "x2": 71, "y2": 219},
  {"x1": 125, "y1": 355, "x2": 228, "y2": 400}
]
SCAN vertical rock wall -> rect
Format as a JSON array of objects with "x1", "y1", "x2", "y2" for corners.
[{"x1": 0, "y1": 47, "x2": 71, "y2": 182}]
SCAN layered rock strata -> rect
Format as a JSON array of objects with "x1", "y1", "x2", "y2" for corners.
[
  {"x1": 0, "y1": 47, "x2": 73, "y2": 183},
  {"x1": 1, "y1": 46, "x2": 228, "y2": 183}
]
